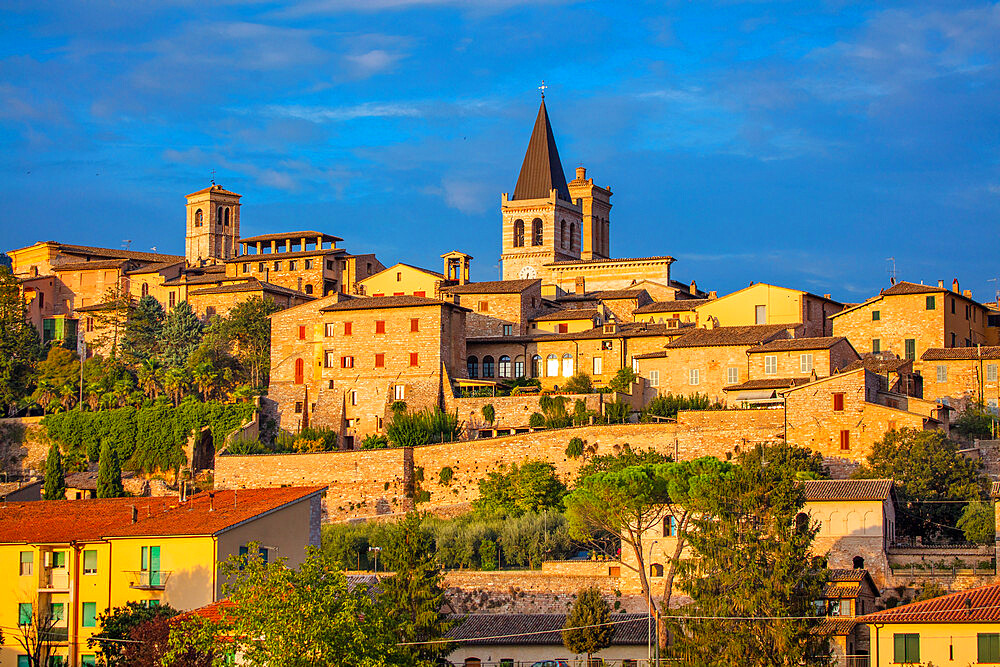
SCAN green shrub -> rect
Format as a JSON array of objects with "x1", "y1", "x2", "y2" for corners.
[
  {"x1": 608, "y1": 367, "x2": 637, "y2": 394},
  {"x1": 563, "y1": 373, "x2": 593, "y2": 394},
  {"x1": 439, "y1": 466, "x2": 454, "y2": 486},
  {"x1": 566, "y1": 437, "x2": 585, "y2": 459},
  {"x1": 481, "y1": 404, "x2": 495, "y2": 425},
  {"x1": 641, "y1": 392, "x2": 721, "y2": 421},
  {"x1": 529, "y1": 412, "x2": 546, "y2": 428},
  {"x1": 604, "y1": 400, "x2": 630, "y2": 424},
  {"x1": 386, "y1": 407, "x2": 460, "y2": 447},
  {"x1": 360, "y1": 433, "x2": 390, "y2": 450},
  {"x1": 479, "y1": 539, "x2": 498, "y2": 571},
  {"x1": 226, "y1": 436, "x2": 267, "y2": 456}
]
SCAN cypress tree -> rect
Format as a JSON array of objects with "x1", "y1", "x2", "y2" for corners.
[
  {"x1": 43, "y1": 442, "x2": 66, "y2": 500},
  {"x1": 562, "y1": 585, "x2": 613, "y2": 661},
  {"x1": 158, "y1": 301, "x2": 203, "y2": 368},
  {"x1": 97, "y1": 440, "x2": 126, "y2": 498}
]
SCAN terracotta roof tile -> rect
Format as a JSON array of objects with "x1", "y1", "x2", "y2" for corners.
[
  {"x1": 52, "y1": 260, "x2": 128, "y2": 271},
  {"x1": 188, "y1": 279, "x2": 311, "y2": 298},
  {"x1": 319, "y1": 295, "x2": 468, "y2": 312},
  {"x1": 532, "y1": 309, "x2": 601, "y2": 322},
  {"x1": 747, "y1": 337, "x2": 847, "y2": 353},
  {"x1": 922, "y1": 347, "x2": 1000, "y2": 361},
  {"x1": 842, "y1": 356, "x2": 912, "y2": 374},
  {"x1": 881, "y1": 281, "x2": 945, "y2": 296},
  {"x1": 803, "y1": 479, "x2": 893, "y2": 502},
  {"x1": 446, "y1": 613, "x2": 649, "y2": 645},
  {"x1": 662, "y1": 324, "x2": 791, "y2": 349},
  {"x1": 859, "y1": 581, "x2": 1000, "y2": 623},
  {"x1": 633, "y1": 299, "x2": 711, "y2": 314},
  {"x1": 442, "y1": 279, "x2": 540, "y2": 295},
  {"x1": 816, "y1": 618, "x2": 859, "y2": 636},
  {"x1": 559, "y1": 289, "x2": 648, "y2": 301},
  {"x1": 0, "y1": 486, "x2": 325, "y2": 543},
  {"x1": 724, "y1": 378, "x2": 811, "y2": 391},
  {"x1": 57, "y1": 244, "x2": 184, "y2": 263}
]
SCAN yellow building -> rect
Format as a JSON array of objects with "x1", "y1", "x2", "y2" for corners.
[
  {"x1": 0, "y1": 486, "x2": 325, "y2": 667},
  {"x1": 357, "y1": 262, "x2": 454, "y2": 299},
  {"x1": 695, "y1": 283, "x2": 843, "y2": 338},
  {"x1": 860, "y1": 581, "x2": 1000, "y2": 666}
]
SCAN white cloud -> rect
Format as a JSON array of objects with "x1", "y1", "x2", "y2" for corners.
[
  {"x1": 255, "y1": 102, "x2": 422, "y2": 123},
  {"x1": 345, "y1": 49, "x2": 405, "y2": 77}
]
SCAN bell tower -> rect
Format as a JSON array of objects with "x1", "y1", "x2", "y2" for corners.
[
  {"x1": 185, "y1": 184, "x2": 241, "y2": 266},
  {"x1": 500, "y1": 99, "x2": 583, "y2": 281}
]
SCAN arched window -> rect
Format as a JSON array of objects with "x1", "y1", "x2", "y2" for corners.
[
  {"x1": 464, "y1": 660, "x2": 481, "y2": 667},
  {"x1": 514, "y1": 355, "x2": 525, "y2": 378},
  {"x1": 141, "y1": 283, "x2": 149, "y2": 297},
  {"x1": 194, "y1": 209, "x2": 203, "y2": 227},
  {"x1": 562, "y1": 353, "x2": 574, "y2": 377},
  {"x1": 217, "y1": 206, "x2": 223, "y2": 225},
  {"x1": 531, "y1": 355, "x2": 542, "y2": 378},
  {"x1": 532, "y1": 218, "x2": 543, "y2": 246},
  {"x1": 560, "y1": 220, "x2": 567, "y2": 248},
  {"x1": 304, "y1": 284, "x2": 314, "y2": 295},
  {"x1": 294, "y1": 358, "x2": 304, "y2": 385},
  {"x1": 224, "y1": 208, "x2": 231, "y2": 227},
  {"x1": 663, "y1": 516, "x2": 677, "y2": 537},
  {"x1": 498, "y1": 355, "x2": 511, "y2": 378},
  {"x1": 467, "y1": 356, "x2": 478, "y2": 378},
  {"x1": 650, "y1": 563, "x2": 664, "y2": 577},
  {"x1": 569, "y1": 222, "x2": 576, "y2": 250},
  {"x1": 852, "y1": 556, "x2": 865, "y2": 570},
  {"x1": 546, "y1": 354, "x2": 559, "y2": 377},
  {"x1": 513, "y1": 219, "x2": 525, "y2": 247},
  {"x1": 482, "y1": 355, "x2": 495, "y2": 378}
]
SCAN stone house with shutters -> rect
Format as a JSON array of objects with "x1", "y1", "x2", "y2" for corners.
[
  {"x1": 920, "y1": 346, "x2": 1000, "y2": 416},
  {"x1": 818, "y1": 569, "x2": 880, "y2": 664},
  {"x1": 268, "y1": 294, "x2": 468, "y2": 447},
  {"x1": 692, "y1": 282, "x2": 843, "y2": 338},
  {"x1": 440, "y1": 279, "x2": 543, "y2": 338},
  {"x1": 632, "y1": 298, "x2": 711, "y2": 325}
]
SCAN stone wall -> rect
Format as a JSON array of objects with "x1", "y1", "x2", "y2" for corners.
[
  {"x1": 446, "y1": 393, "x2": 604, "y2": 433},
  {"x1": 0, "y1": 416, "x2": 48, "y2": 476},
  {"x1": 673, "y1": 408, "x2": 784, "y2": 460}
]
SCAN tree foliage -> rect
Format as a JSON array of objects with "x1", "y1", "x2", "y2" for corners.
[
  {"x1": 958, "y1": 502, "x2": 995, "y2": 544},
  {"x1": 120, "y1": 295, "x2": 165, "y2": 364},
  {"x1": 0, "y1": 266, "x2": 42, "y2": 415},
  {"x1": 563, "y1": 372, "x2": 594, "y2": 394},
  {"x1": 608, "y1": 367, "x2": 638, "y2": 394},
  {"x1": 87, "y1": 601, "x2": 178, "y2": 667},
  {"x1": 953, "y1": 402, "x2": 998, "y2": 441},
  {"x1": 386, "y1": 406, "x2": 460, "y2": 447},
  {"x1": 43, "y1": 442, "x2": 66, "y2": 500},
  {"x1": 159, "y1": 301, "x2": 203, "y2": 368},
  {"x1": 641, "y1": 392, "x2": 722, "y2": 420},
  {"x1": 563, "y1": 585, "x2": 613, "y2": 660},
  {"x1": 853, "y1": 428, "x2": 987, "y2": 539},
  {"x1": 96, "y1": 439, "x2": 126, "y2": 498},
  {"x1": 473, "y1": 459, "x2": 567, "y2": 518},
  {"x1": 204, "y1": 296, "x2": 281, "y2": 388}
]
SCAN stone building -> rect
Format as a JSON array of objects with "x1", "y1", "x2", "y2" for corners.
[
  {"x1": 268, "y1": 294, "x2": 468, "y2": 446},
  {"x1": 440, "y1": 279, "x2": 543, "y2": 338},
  {"x1": 693, "y1": 282, "x2": 843, "y2": 337},
  {"x1": 920, "y1": 345, "x2": 1000, "y2": 415}
]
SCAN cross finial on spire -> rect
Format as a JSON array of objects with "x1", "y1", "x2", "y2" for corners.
[
  {"x1": 538, "y1": 80, "x2": 548, "y2": 99},
  {"x1": 210, "y1": 169, "x2": 216, "y2": 185}
]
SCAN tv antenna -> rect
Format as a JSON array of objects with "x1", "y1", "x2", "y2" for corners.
[
  {"x1": 210, "y1": 169, "x2": 216, "y2": 185},
  {"x1": 122, "y1": 240, "x2": 133, "y2": 251},
  {"x1": 886, "y1": 257, "x2": 897, "y2": 285},
  {"x1": 150, "y1": 246, "x2": 157, "y2": 253},
  {"x1": 988, "y1": 278, "x2": 1000, "y2": 307}
]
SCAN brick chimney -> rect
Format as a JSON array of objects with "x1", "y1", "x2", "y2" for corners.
[
  {"x1": 964, "y1": 289, "x2": 973, "y2": 298},
  {"x1": 952, "y1": 278, "x2": 960, "y2": 293},
  {"x1": 690, "y1": 280, "x2": 697, "y2": 295},
  {"x1": 575, "y1": 166, "x2": 586, "y2": 181},
  {"x1": 708, "y1": 291, "x2": 717, "y2": 299},
  {"x1": 938, "y1": 280, "x2": 945, "y2": 289}
]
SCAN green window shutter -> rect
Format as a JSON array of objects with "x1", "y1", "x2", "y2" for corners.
[
  {"x1": 83, "y1": 550, "x2": 97, "y2": 574},
  {"x1": 927, "y1": 295, "x2": 936, "y2": 310},
  {"x1": 141, "y1": 546, "x2": 149, "y2": 571},
  {"x1": 980, "y1": 633, "x2": 1000, "y2": 662},
  {"x1": 18, "y1": 656, "x2": 30, "y2": 667},
  {"x1": 53, "y1": 551, "x2": 66, "y2": 568},
  {"x1": 149, "y1": 600, "x2": 160, "y2": 608},
  {"x1": 51, "y1": 603, "x2": 64, "y2": 622},
  {"x1": 81, "y1": 656, "x2": 96, "y2": 667},
  {"x1": 907, "y1": 633, "x2": 920, "y2": 662},
  {"x1": 19, "y1": 602, "x2": 32, "y2": 625},
  {"x1": 150, "y1": 546, "x2": 161, "y2": 586},
  {"x1": 82, "y1": 602, "x2": 97, "y2": 628},
  {"x1": 905, "y1": 339, "x2": 916, "y2": 360}
]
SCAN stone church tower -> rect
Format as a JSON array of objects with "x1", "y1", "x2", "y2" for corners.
[
  {"x1": 185, "y1": 184, "x2": 241, "y2": 266},
  {"x1": 500, "y1": 100, "x2": 611, "y2": 281}
]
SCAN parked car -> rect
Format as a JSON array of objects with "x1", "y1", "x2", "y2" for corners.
[{"x1": 530, "y1": 661, "x2": 571, "y2": 667}]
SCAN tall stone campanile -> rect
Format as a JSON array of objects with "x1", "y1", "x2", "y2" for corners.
[
  {"x1": 185, "y1": 184, "x2": 241, "y2": 266},
  {"x1": 500, "y1": 99, "x2": 583, "y2": 281}
]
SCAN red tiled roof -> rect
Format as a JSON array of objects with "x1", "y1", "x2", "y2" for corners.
[
  {"x1": 633, "y1": 299, "x2": 711, "y2": 314},
  {"x1": 531, "y1": 309, "x2": 601, "y2": 322},
  {"x1": 881, "y1": 281, "x2": 943, "y2": 296},
  {"x1": 842, "y1": 356, "x2": 912, "y2": 374},
  {"x1": 188, "y1": 278, "x2": 311, "y2": 299},
  {"x1": 239, "y1": 231, "x2": 342, "y2": 244},
  {"x1": 0, "y1": 487, "x2": 325, "y2": 543},
  {"x1": 319, "y1": 295, "x2": 469, "y2": 312},
  {"x1": 442, "y1": 279, "x2": 540, "y2": 295},
  {"x1": 57, "y1": 244, "x2": 184, "y2": 263},
  {"x1": 663, "y1": 324, "x2": 791, "y2": 349},
  {"x1": 803, "y1": 479, "x2": 893, "y2": 502},
  {"x1": 747, "y1": 337, "x2": 847, "y2": 353},
  {"x1": 817, "y1": 618, "x2": 858, "y2": 636},
  {"x1": 922, "y1": 346, "x2": 1000, "y2": 361},
  {"x1": 446, "y1": 613, "x2": 649, "y2": 645},
  {"x1": 860, "y1": 582, "x2": 1000, "y2": 623},
  {"x1": 544, "y1": 255, "x2": 675, "y2": 267},
  {"x1": 52, "y1": 260, "x2": 128, "y2": 271},
  {"x1": 724, "y1": 377, "x2": 811, "y2": 391}
]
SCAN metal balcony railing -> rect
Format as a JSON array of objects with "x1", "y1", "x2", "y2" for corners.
[
  {"x1": 41, "y1": 569, "x2": 70, "y2": 590},
  {"x1": 126, "y1": 570, "x2": 171, "y2": 590}
]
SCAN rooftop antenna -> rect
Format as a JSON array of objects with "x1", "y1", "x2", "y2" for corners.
[
  {"x1": 210, "y1": 169, "x2": 216, "y2": 185},
  {"x1": 886, "y1": 257, "x2": 896, "y2": 285},
  {"x1": 988, "y1": 278, "x2": 1000, "y2": 306},
  {"x1": 122, "y1": 240, "x2": 132, "y2": 251},
  {"x1": 538, "y1": 80, "x2": 548, "y2": 99},
  {"x1": 150, "y1": 246, "x2": 157, "y2": 253}
]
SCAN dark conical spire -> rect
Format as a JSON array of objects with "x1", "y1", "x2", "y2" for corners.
[{"x1": 512, "y1": 99, "x2": 571, "y2": 202}]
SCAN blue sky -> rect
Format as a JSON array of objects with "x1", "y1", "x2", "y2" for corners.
[{"x1": 1, "y1": 1, "x2": 998, "y2": 302}]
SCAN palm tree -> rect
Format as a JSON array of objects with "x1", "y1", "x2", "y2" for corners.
[
  {"x1": 162, "y1": 367, "x2": 190, "y2": 407},
  {"x1": 191, "y1": 361, "x2": 217, "y2": 401},
  {"x1": 136, "y1": 359, "x2": 161, "y2": 399}
]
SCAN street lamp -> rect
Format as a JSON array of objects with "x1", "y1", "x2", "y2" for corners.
[
  {"x1": 368, "y1": 546, "x2": 381, "y2": 573},
  {"x1": 648, "y1": 539, "x2": 660, "y2": 666}
]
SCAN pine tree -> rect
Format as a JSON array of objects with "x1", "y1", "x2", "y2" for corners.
[
  {"x1": 43, "y1": 443, "x2": 66, "y2": 501},
  {"x1": 378, "y1": 512, "x2": 453, "y2": 666},
  {"x1": 159, "y1": 301, "x2": 203, "y2": 368},
  {"x1": 97, "y1": 440, "x2": 126, "y2": 498},
  {"x1": 0, "y1": 266, "x2": 42, "y2": 416},
  {"x1": 563, "y1": 585, "x2": 613, "y2": 661}
]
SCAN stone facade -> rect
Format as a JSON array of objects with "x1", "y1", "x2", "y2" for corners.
[
  {"x1": 184, "y1": 184, "x2": 241, "y2": 264},
  {"x1": 746, "y1": 338, "x2": 860, "y2": 380},
  {"x1": 443, "y1": 280, "x2": 543, "y2": 338},
  {"x1": 920, "y1": 348, "x2": 1000, "y2": 416},
  {"x1": 358, "y1": 262, "x2": 451, "y2": 299}
]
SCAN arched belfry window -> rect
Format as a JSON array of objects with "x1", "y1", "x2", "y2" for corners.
[
  {"x1": 141, "y1": 283, "x2": 149, "y2": 297},
  {"x1": 513, "y1": 220, "x2": 525, "y2": 248},
  {"x1": 217, "y1": 206, "x2": 224, "y2": 226},
  {"x1": 569, "y1": 222, "x2": 576, "y2": 250},
  {"x1": 224, "y1": 208, "x2": 231, "y2": 227},
  {"x1": 532, "y1": 218, "x2": 543, "y2": 246},
  {"x1": 194, "y1": 209, "x2": 203, "y2": 227},
  {"x1": 560, "y1": 220, "x2": 567, "y2": 249}
]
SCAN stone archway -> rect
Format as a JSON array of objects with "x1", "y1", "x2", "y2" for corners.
[{"x1": 192, "y1": 427, "x2": 215, "y2": 471}]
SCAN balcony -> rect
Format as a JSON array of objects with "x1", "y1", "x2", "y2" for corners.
[
  {"x1": 41, "y1": 627, "x2": 69, "y2": 643},
  {"x1": 126, "y1": 570, "x2": 172, "y2": 590},
  {"x1": 39, "y1": 569, "x2": 70, "y2": 591}
]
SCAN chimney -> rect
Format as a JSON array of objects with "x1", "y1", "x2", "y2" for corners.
[
  {"x1": 938, "y1": 280, "x2": 945, "y2": 289},
  {"x1": 952, "y1": 278, "x2": 960, "y2": 293},
  {"x1": 575, "y1": 166, "x2": 586, "y2": 181},
  {"x1": 131, "y1": 505, "x2": 138, "y2": 524},
  {"x1": 964, "y1": 289, "x2": 972, "y2": 298},
  {"x1": 824, "y1": 294, "x2": 832, "y2": 300},
  {"x1": 689, "y1": 280, "x2": 697, "y2": 295},
  {"x1": 708, "y1": 291, "x2": 718, "y2": 299},
  {"x1": 575, "y1": 276, "x2": 586, "y2": 294},
  {"x1": 209, "y1": 491, "x2": 215, "y2": 512}
]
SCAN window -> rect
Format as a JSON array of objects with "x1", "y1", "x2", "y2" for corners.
[
  {"x1": 989, "y1": 364, "x2": 998, "y2": 383},
  {"x1": 764, "y1": 355, "x2": 777, "y2": 375},
  {"x1": 289, "y1": 260, "x2": 297, "y2": 271},
  {"x1": 532, "y1": 218, "x2": 543, "y2": 246},
  {"x1": 532, "y1": 355, "x2": 542, "y2": 378},
  {"x1": 81, "y1": 656, "x2": 96, "y2": 667},
  {"x1": 304, "y1": 284, "x2": 313, "y2": 295},
  {"x1": 979, "y1": 633, "x2": 1000, "y2": 662},
  {"x1": 242, "y1": 262, "x2": 250, "y2": 273},
  {"x1": 840, "y1": 430, "x2": 850, "y2": 450},
  {"x1": 872, "y1": 339, "x2": 881, "y2": 354},
  {"x1": 513, "y1": 219, "x2": 525, "y2": 247},
  {"x1": 18, "y1": 656, "x2": 29, "y2": 667},
  {"x1": 483, "y1": 356, "x2": 495, "y2": 378},
  {"x1": 324, "y1": 351, "x2": 336, "y2": 368},
  {"x1": 294, "y1": 402, "x2": 303, "y2": 414},
  {"x1": 51, "y1": 603, "x2": 64, "y2": 623},
  {"x1": 755, "y1": 304, "x2": 766, "y2": 325},
  {"x1": 500, "y1": 660, "x2": 514, "y2": 667},
  {"x1": 375, "y1": 321, "x2": 385, "y2": 334},
  {"x1": 341, "y1": 321, "x2": 352, "y2": 336},
  {"x1": 663, "y1": 515, "x2": 677, "y2": 537},
  {"x1": 593, "y1": 356, "x2": 603, "y2": 375},
  {"x1": 83, "y1": 550, "x2": 97, "y2": 574},
  {"x1": 467, "y1": 356, "x2": 478, "y2": 378},
  {"x1": 650, "y1": 370, "x2": 660, "y2": 387},
  {"x1": 294, "y1": 358, "x2": 304, "y2": 385},
  {"x1": 410, "y1": 318, "x2": 419, "y2": 333},
  {"x1": 514, "y1": 358, "x2": 524, "y2": 378},
  {"x1": 951, "y1": 298, "x2": 956, "y2": 314},
  {"x1": 304, "y1": 259, "x2": 312, "y2": 270},
  {"x1": 19, "y1": 551, "x2": 32, "y2": 576},
  {"x1": 375, "y1": 353, "x2": 385, "y2": 368},
  {"x1": 141, "y1": 283, "x2": 149, "y2": 297},
  {"x1": 546, "y1": 354, "x2": 559, "y2": 377},
  {"x1": 560, "y1": 220, "x2": 567, "y2": 248},
  {"x1": 396, "y1": 272, "x2": 402, "y2": 282},
  {"x1": 48, "y1": 657, "x2": 64, "y2": 667},
  {"x1": 341, "y1": 356, "x2": 354, "y2": 369},
  {"x1": 556, "y1": 323, "x2": 569, "y2": 334},
  {"x1": 194, "y1": 209, "x2": 203, "y2": 227},
  {"x1": 926, "y1": 295, "x2": 936, "y2": 310},
  {"x1": 872, "y1": 310, "x2": 880, "y2": 321},
  {"x1": 937, "y1": 365, "x2": 947, "y2": 383},
  {"x1": 562, "y1": 353, "x2": 574, "y2": 377},
  {"x1": 273, "y1": 261, "x2": 281, "y2": 271},
  {"x1": 140, "y1": 546, "x2": 162, "y2": 586},
  {"x1": 18, "y1": 602, "x2": 32, "y2": 625},
  {"x1": 894, "y1": 633, "x2": 919, "y2": 663},
  {"x1": 169, "y1": 292, "x2": 176, "y2": 308},
  {"x1": 394, "y1": 385, "x2": 405, "y2": 400},
  {"x1": 298, "y1": 325, "x2": 306, "y2": 340},
  {"x1": 327, "y1": 260, "x2": 334, "y2": 270},
  {"x1": 239, "y1": 545, "x2": 269, "y2": 564},
  {"x1": 905, "y1": 339, "x2": 916, "y2": 360},
  {"x1": 951, "y1": 332, "x2": 957, "y2": 346},
  {"x1": 502, "y1": 324, "x2": 513, "y2": 336},
  {"x1": 498, "y1": 355, "x2": 511, "y2": 378},
  {"x1": 689, "y1": 369, "x2": 700, "y2": 385},
  {"x1": 82, "y1": 602, "x2": 97, "y2": 627},
  {"x1": 409, "y1": 353, "x2": 419, "y2": 367},
  {"x1": 258, "y1": 262, "x2": 265, "y2": 273},
  {"x1": 833, "y1": 393, "x2": 845, "y2": 411},
  {"x1": 325, "y1": 323, "x2": 336, "y2": 337},
  {"x1": 414, "y1": 291, "x2": 425, "y2": 297},
  {"x1": 650, "y1": 563, "x2": 664, "y2": 577},
  {"x1": 478, "y1": 300, "x2": 489, "y2": 312},
  {"x1": 727, "y1": 367, "x2": 739, "y2": 385}
]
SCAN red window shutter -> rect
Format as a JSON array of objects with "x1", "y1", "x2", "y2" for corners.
[
  {"x1": 298, "y1": 325, "x2": 306, "y2": 340},
  {"x1": 410, "y1": 318, "x2": 419, "y2": 332},
  {"x1": 393, "y1": 292, "x2": 404, "y2": 296},
  {"x1": 376, "y1": 321, "x2": 385, "y2": 334},
  {"x1": 833, "y1": 393, "x2": 844, "y2": 411},
  {"x1": 840, "y1": 430, "x2": 850, "y2": 450},
  {"x1": 375, "y1": 353, "x2": 385, "y2": 368},
  {"x1": 373, "y1": 293, "x2": 384, "y2": 297},
  {"x1": 344, "y1": 322, "x2": 352, "y2": 335},
  {"x1": 558, "y1": 323, "x2": 568, "y2": 334},
  {"x1": 294, "y1": 358, "x2": 304, "y2": 385},
  {"x1": 409, "y1": 353, "x2": 418, "y2": 367},
  {"x1": 414, "y1": 291, "x2": 426, "y2": 297},
  {"x1": 479, "y1": 300, "x2": 489, "y2": 312}
]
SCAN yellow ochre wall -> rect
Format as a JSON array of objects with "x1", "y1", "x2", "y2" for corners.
[{"x1": 869, "y1": 622, "x2": 1000, "y2": 666}]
